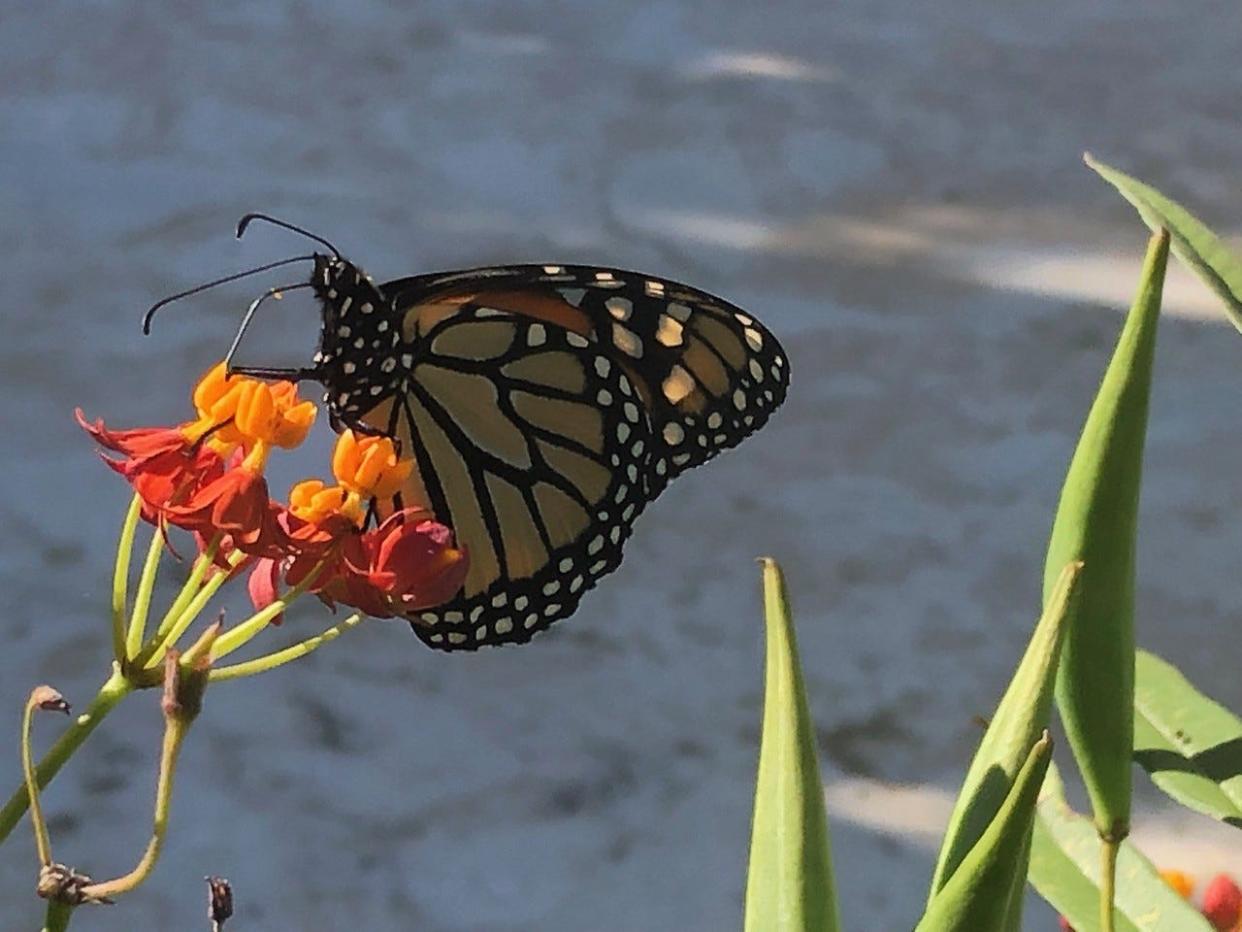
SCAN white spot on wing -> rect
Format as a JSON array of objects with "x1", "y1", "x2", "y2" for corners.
[
  {"x1": 606, "y1": 297, "x2": 632, "y2": 320},
  {"x1": 655, "y1": 314, "x2": 684, "y2": 347},
  {"x1": 611, "y1": 322, "x2": 643, "y2": 358},
  {"x1": 662, "y1": 365, "x2": 695, "y2": 404}
]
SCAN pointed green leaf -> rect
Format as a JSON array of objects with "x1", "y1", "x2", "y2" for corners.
[
  {"x1": 929, "y1": 561, "x2": 1083, "y2": 907},
  {"x1": 916, "y1": 732, "x2": 1052, "y2": 932},
  {"x1": 1086, "y1": 153, "x2": 1242, "y2": 330},
  {"x1": 1029, "y1": 763, "x2": 1213, "y2": 931},
  {"x1": 1134, "y1": 650, "x2": 1242, "y2": 827},
  {"x1": 744, "y1": 559, "x2": 840, "y2": 932},
  {"x1": 1045, "y1": 229, "x2": 1169, "y2": 839}
]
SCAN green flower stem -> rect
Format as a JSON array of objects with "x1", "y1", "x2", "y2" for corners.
[
  {"x1": 42, "y1": 899, "x2": 73, "y2": 932},
  {"x1": 1100, "y1": 836, "x2": 1119, "y2": 932},
  {"x1": 150, "y1": 535, "x2": 220, "y2": 647},
  {"x1": 21, "y1": 691, "x2": 55, "y2": 867},
  {"x1": 125, "y1": 527, "x2": 165, "y2": 660},
  {"x1": 210, "y1": 612, "x2": 364, "y2": 682},
  {"x1": 210, "y1": 561, "x2": 326, "y2": 661},
  {"x1": 79, "y1": 704, "x2": 189, "y2": 902},
  {"x1": 110, "y1": 495, "x2": 143, "y2": 664},
  {"x1": 0, "y1": 669, "x2": 132, "y2": 845},
  {"x1": 138, "y1": 550, "x2": 245, "y2": 671}
]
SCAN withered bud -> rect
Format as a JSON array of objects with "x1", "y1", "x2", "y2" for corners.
[
  {"x1": 161, "y1": 649, "x2": 183, "y2": 719},
  {"x1": 206, "y1": 875, "x2": 234, "y2": 926},
  {"x1": 37, "y1": 862, "x2": 112, "y2": 905},
  {"x1": 161, "y1": 629, "x2": 216, "y2": 725},
  {"x1": 31, "y1": 686, "x2": 70, "y2": 715}
]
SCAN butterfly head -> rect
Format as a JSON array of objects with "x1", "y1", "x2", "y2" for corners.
[{"x1": 309, "y1": 255, "x2": 407, "y2": 426}]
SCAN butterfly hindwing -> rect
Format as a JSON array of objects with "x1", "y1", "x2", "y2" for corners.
[{"x1": 365, "y1": 308, "x2": 655, "y2": 649}]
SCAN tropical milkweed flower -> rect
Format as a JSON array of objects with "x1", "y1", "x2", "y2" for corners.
[
  {"x1": 362, "y1": 512, "x2": 468, "y2": 610},
  {"x1": 79, "y1": 363, "x2": 316, "y2": 549},
  {"x1": 247, "y1": 430, "x2": 467, "y2": 620},
  {"x1": 81, "y1": 362, "x2": 467, "y2": 627}
]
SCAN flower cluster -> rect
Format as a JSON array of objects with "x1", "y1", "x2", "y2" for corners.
[{"x1": 79, "y1": 362, "x2": 467, "y2": 621}]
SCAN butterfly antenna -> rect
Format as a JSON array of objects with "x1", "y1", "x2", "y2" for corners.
[
  {"x1": 142, "y1": 254, "x2": 315, "y2": 334},
  {"x1": 236, "y1": 213, "x2": 342, "y2": 258},
  {"x1": 223, "y1": 282, "x2": 314, "y2": 373}
]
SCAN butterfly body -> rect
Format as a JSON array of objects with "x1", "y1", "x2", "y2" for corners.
[{"x1": 279, "y1": 256, "x2": 790, "y2": 650}]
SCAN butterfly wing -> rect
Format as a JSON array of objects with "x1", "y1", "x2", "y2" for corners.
[
  {"x1": 383, "y1": 265, "x2": 790, "y2": 491},
  {"x1": 352, "y1": 265, "x2": 789, "y2": 650},
  {"x1": 360, "y1": 306, "x2": 654, "y2": 649}
]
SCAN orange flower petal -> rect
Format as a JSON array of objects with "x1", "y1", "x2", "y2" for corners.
[
  {"x1": 1160, "y1": 868, "x2": 1195, "y2": 900},
  {"x1": 331, "y1": 430, "x2": 414, "y2": 499}
]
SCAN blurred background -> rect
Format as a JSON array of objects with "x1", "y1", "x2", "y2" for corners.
[{"x1": 2, "y1": 1, "x2": 1241, "y2": 928}]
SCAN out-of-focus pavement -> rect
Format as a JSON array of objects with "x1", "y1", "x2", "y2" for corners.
[{"x1": 2, "y1": 2, "x2": 1241, "y2": 928}]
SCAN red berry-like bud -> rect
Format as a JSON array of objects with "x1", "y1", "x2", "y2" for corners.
[{"x1": 1202, "y1": 873, "x2": 1242, "y2": 931}]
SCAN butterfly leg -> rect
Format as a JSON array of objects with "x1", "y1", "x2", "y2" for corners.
[
  {"x1": 227, "y1": 365, "x2": 318, "y2": 382},
  {"x1": 329, "y1": 409, "x2": 395, "y2": 441}
]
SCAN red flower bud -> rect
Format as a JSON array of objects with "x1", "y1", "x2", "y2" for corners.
[{"x1": 1203, "y1": 874, "x2": 1242, "y2": 931}]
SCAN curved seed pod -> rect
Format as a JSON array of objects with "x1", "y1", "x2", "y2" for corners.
[{"x1": 1045, "y1": 228, "x2": 1169, "y2": 841}]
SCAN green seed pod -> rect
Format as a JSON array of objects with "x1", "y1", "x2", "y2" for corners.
[
  {"x1": 1045, "y1": 228, "x2": 1169, "y2": 841},
  {"x1": 916, "y1": 732, "x2": 1053, "y2": 932}
]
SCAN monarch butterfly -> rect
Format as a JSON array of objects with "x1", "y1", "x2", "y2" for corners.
[{"x1": 146, "y1": 215, "x2": 790, "y2": 650}]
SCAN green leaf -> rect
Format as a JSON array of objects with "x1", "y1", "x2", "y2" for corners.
[
  {"x1": 744, "y1": 559, "x2": 840, "y2": 932},
  {"x1": 1028, "y1": 763, "x2": 1213, "y2": 932},
  {"x1": 1045, "y1": 229, "x2": 1169, "y2": 839},
  {"x1": 916, "y1": 732, "x2": 1052, "y2": 932},
  {"x1": 1134, "y1": 650, "x2": 1242, "y2": 827},
  {"x1": 928, "y1": 561, "x2": 1082, "y2": 909},
  {"x1": 1086, "y1": 153, "x2": 1242, "y2": 330}
]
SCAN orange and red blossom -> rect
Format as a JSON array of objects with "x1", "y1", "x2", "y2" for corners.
[
  {"x1": 77, "y1": 412, "x2": 225, "y2": 526},
  {"x1": 245, "y1": 430, "x2": 466, "y2": 619},
  {"x1": 79, "y1": 363, "x2": 315, "y2": 549},
  {"x1": 332, "y1": 429, "x2": 414, "y2": 498},
  {"x1": 165, "y1": 448, "x2": 276, "y2": 550},
  {"x1": 190, "y1": 362, "x2": 316, "y2": 453},
  {"x1": 84, "y1": 361, "x2": 466, "y2": 625},
  {"x1": 362, "y1": 512, "x2": 468, "y2": 611}
]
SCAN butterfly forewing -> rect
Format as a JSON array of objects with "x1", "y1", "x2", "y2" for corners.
[{"x1": 384, "y1": 265, "x2": 790, "y2": 491}]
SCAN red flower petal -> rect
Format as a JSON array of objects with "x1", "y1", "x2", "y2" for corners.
[
  {"x1": 247, "y1": 558, "x2": 282, "y2": 615},
  {"x1": 358, "y1": 509, "x2": 468, "y2": 610},
  {"x1": 166, "y1": 467, "x2": 279, "y2": 549},
  {"x1": 76, "y1": 409, "x2": 189, "y2": 458}
]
